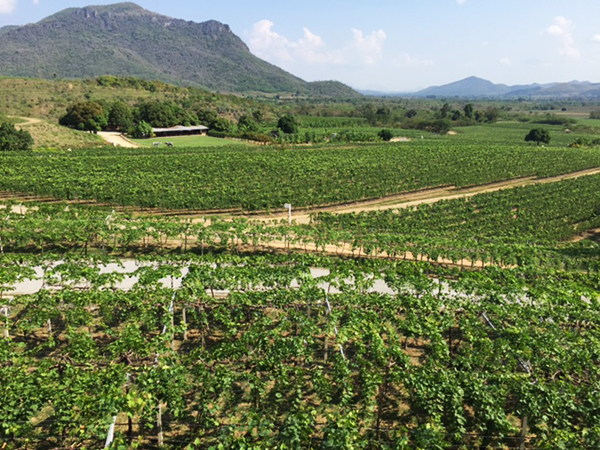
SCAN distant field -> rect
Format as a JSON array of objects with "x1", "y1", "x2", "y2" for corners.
[
  {"x1": 3, "y1": 125, "x2": 600, "y2": 210},
  {"x1": 131, "y1": 135, "x2": 253, "y2": 148}
]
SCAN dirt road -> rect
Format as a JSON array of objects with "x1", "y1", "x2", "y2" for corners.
[
  {"x1": 246, "y1": 167, "x2": 600, "y2": 224},
  {"x1": 9, "y1": 116, "x2": 43, "y2": 127},
  {"x1": 97, "y1": 131, "x2": 141, "y2": 148}
]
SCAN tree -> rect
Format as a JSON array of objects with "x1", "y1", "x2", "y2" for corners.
[
  {"x1": 405, "y1": 109, "x2": 418, "y2": 119},
  {"x1": 378, "y1": 129, "x2": 393, "y2": 141},
  {"x1": 134, "y1": 101, "x2": 180, "y2": 128},
  {"x1": 129, "y1": 121, "x2": 154, "y2": 139},
  {"x1": 451, "y1": 110, "x2": 462, "y2": 121},
  {"x1": 376, "y1": 106, "x2": 392, "y2": 124},
  {"x1": 0, "y1": 122, "x2": 34, "y2": 151},
  {"x1": 484, "y1": 107, "x2": 500, "y2": 123},
  {"x1": 439, "y1": 103, "x2": 451, "y2": 119},
  {"x1": 277, "y1": 114, "x2": 298, "y2": 134},
  {"x1": 59, "y1": 101, "x2": 108, "y2": 132},
  {"x1": 525, "y1": 128, "x2": 551, "y2": 146},
  {"x1": 210, "y1": 117, "x2": 232, "y2": 133},
  {"x1": 463, "y1": 103, "x2": 474, "y2": 119},
  {"x1": 196, "y1": 109, "x2": 218, "y2": 126},
  {"x1": 107, "y1": 102, "x2": 133, "y2": 131},
  {"x1": 237, "y1": 115, "x2": 258, "y2": 132}
]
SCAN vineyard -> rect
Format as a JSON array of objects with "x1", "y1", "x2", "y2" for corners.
[
  {"x1": 1, "y1": 253, "x2": 600, "y2": 448},
  {"x1": 1, "y1": 162, "x2": 600, "y2": 447},
  {"x1": 3, "y1": 136, "x2": 600, "y2": 210},
  {"x1": 2, "y1": 97, "x2": 600, "y2": 448}
]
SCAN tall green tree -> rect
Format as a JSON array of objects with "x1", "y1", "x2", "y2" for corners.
[
  {"x1": 129, "y1": 121, "x2": 154, "y2": 139},
  {"x1": 463, "y1": 103, "x2": 474, "y2": 119},
  {"x1": 238, "y1": 115, "x2": 258, "y2": 132},
  {"x1": 59, "y1": 101, "x2": 108, "y2": 132},
  {"x1": 107, "y1": 101, "x2": 133, "y2": 131}
]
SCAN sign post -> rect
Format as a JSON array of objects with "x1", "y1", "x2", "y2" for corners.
[{"x1": 284, "y1": 203, "x2": 292, "y2": 225}]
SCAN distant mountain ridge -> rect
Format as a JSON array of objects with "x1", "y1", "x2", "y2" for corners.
[
  {"x1": 362, "y1": 76, "x2": 600, "y2": 98},
  {"x1": 0, "y1": 2, "x2": 359, "y2": 97},
  {"x1": 417, "y1": 76, "x2": 600, "y2": 98}
]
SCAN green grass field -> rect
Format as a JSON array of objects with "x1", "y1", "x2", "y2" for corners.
[{"x1": 130, "y1": 135, "x2": 254, "y2": 148}]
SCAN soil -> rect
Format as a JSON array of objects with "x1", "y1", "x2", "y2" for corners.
[
  {"x1": 97, "y1": 131, "x2": 141, "y2": 148},
  {"x1": 11, "y1": 116, "x2": 43, "y2": 127}
]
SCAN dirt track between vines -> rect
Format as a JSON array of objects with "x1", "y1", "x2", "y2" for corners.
[
  {"x1": 4, "y1": 165, "x2": 600, "y2": 268},
  {"x1": 240, "y1": 166, "x2": 600, "y2": 225}
]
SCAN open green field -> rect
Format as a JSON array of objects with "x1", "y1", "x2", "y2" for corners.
[{"x1": 130, "y1": 134, "x2": 253, "y2": 148}]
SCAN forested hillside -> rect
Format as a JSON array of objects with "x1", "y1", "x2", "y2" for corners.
[{"x1": 0, "y1": 2, "x2": 359, "y2": 97}]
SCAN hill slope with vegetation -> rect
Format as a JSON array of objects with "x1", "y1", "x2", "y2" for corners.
[{"x1": 0, "y1": 2, "x2": 359, "y2": 97}]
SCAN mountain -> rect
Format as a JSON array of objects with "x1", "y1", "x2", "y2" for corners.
[
  {"x1": 416, "y1": 76, "x2": 513, "y2": 97},
  {"x1": 411, "y1": 76, "x2": 600, "y2": 99},
  {"x1": 0, "y1": 2, "x2": 359, "y2": 97}
]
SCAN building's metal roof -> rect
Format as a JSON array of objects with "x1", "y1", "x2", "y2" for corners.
[{"x1": 152, "y1": 125, "x2": 209, "y2": 133}]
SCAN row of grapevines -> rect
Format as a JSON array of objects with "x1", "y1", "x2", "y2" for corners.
[
  {"x1": 1, "y1": 254, "x2": 599, "y2": 447},
  {"x1": 3, "y1": 140, "x2": 600, "y2": 209}
]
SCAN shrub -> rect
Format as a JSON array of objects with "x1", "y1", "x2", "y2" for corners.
[
  {"x1": 378, "y1": 129, "x2": 393, "y2": 141},
  {"x1": 525, "y1": 128, "x2": 551, "y2": 145},
  {"x1": 277, "y1": 114, "x2": 298, "y2": 134},
  {"x1": 0, "y1": 122, "x2": 34, "y2": 151},
  {"x1": 128, "y1": 121, "x2": 154, "y2": 139}
]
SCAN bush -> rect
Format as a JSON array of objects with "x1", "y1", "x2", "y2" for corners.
[
  {"x1": 568, "y1": 137, "x2": 600, "y2": 148},
  {"x1": 532, "y1": 114, "x2": 575, "y2": 126},
  {"x1": 207, "y1": 130, "x2": 228, "y2": 139},
  {"x1": 277, "y1": 114, "x2": 298, "y2": 134},
  {"x1": 378, "y1": 129, "x2": 393, "y2": 141},
  {"x1": 239, "y1": 131, "x2": 273, "y2": 144},
  {"x1": 525, "y1": 128, "x2": 551, "y2": 145},
  {"x1": 128, "y1": 121, "x2": 154, "y2": 139},
  {"x1": 0, "y1": 122, "x2": 34, "y2": 151}
]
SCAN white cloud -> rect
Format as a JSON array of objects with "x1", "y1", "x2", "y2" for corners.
[
  {"x1": 392, "y1": 53, "x2": 434, "y2": 67},
  {"x1": 247, "y1": 20, "x2": 386, "y2": 67},
  {"x1": 456, "y1": 0, "x2": 467, "y2": 4},
  {"x1": 0, "y1": 0, "x2": 17, "y2": 14},
  {"x1": 593, "y1": 34, "x2": 600, "y2": 43},
  {"x1": 33, "y1": 0, "x2": 39, "y2": 4},
  {"x1": 349, "y1": 29, "x2": 386, "y2": 65},
  {"x1": 499, "y1": 57, "x2": 512, "y2": 66},
  {"x1": 545, "y1": 16, "x2": 580, "y2": 59},
  {"x1": 248, "y1": 20, "x2": 295, "y2": 62}
]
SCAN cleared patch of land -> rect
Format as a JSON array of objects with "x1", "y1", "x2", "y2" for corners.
[
  {"x1": 10, "y1": 116, "x2": 107, "y2": 149},
  {"x1": 97, "y1": 131, "x2": 140, "y2": 148}
]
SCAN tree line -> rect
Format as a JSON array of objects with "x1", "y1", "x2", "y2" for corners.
[{"x1": 58, "y1": 99, "x2": 301, "y2": 142}]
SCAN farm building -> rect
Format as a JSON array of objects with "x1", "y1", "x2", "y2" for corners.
[{"x1": 152, "y1": 125, "x2": 209, "y2": 137}]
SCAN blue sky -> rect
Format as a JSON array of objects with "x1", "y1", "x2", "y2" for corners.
[{"x1": 1, "y1": 0, "x2": 600, "y2": 92}]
